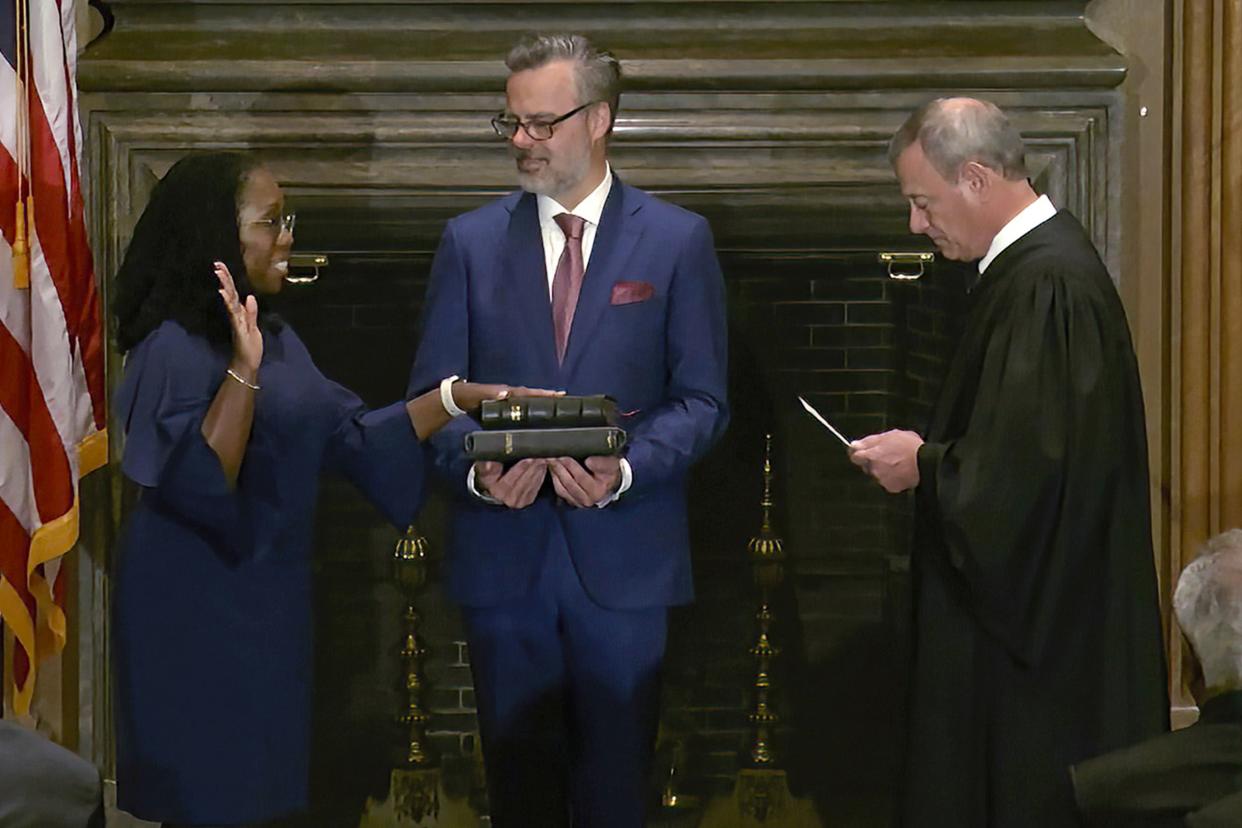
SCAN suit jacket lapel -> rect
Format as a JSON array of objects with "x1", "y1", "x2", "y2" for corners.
[
  {"x1": 561, "y1": 181, "x2": 644, "y2": 377},
  {"x1": 503, "y1": 192, "x2": 559, "y2": 375}
]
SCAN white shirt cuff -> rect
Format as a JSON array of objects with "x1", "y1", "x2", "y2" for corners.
[
  {"x1": 468, "y1": 457, "x2": 631, "y2": 507},
  {"x1": 466, "y1": 464, "x2": 502, "y2": 504},
  {"x1": 595, "y1": 457, "x2": 632, "y2": 508}
]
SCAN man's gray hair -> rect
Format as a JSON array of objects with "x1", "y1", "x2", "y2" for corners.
[
  {"x1": 888, "y1": 97, "x2": 1029, "y2": 183},
  {"x1": 505, "y1": 34, "x2": 622, "y2": 132},
  {"x1": 1174, "y1": 529, "x2": 1242, "y2": 689}
]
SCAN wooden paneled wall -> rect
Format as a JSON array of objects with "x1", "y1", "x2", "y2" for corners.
[{"x1": 1170, "y1": 0, "x2": 1242, "y2": 719}]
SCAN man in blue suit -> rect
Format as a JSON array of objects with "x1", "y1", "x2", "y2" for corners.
[{"x1": 408, "y1": 33, "x2": 729, "y2": 827}]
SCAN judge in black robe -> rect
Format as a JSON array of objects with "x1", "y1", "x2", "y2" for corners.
[{"x1": 850, "y1": 97, "x2": 1169, "y2": 828}]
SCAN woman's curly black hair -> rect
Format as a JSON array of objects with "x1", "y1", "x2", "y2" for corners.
[{"x1": 113, "y1": 151, "x2": 282, "y2": 353}]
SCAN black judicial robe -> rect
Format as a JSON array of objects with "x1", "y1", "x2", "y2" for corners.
[{"x1": 902, "y1": 211, "x2": 1169, "y2": 828}]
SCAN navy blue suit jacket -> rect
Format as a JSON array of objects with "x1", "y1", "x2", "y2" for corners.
[{"x1": 409, "y1": 180, "x2": 729, "y2": 609}]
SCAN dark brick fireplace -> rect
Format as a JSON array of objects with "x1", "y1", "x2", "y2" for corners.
[
  {"x1": 268, "y1": 209, "x2": 972, "y2": 821},
  {"x1": 78, "y1": 2, "x2": 1124, "y2": 823}
]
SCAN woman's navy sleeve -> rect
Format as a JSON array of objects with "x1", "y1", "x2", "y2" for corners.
[
  {"x1": 115, "y1": 325, "x2": 248, "y2": 544},
  {"x1": 321, "y1": 382, "x2": 426, "y2": 530}
]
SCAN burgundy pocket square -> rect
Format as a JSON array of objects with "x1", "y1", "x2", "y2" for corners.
[{"x1": 610, "y1": 280, "x2": 655, "y2": 305}]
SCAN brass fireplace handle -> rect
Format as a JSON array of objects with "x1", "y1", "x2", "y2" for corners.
[
  {"x1": 285, "y1": 253, "x2": 328, "y2": 284},
  {"x1": 878, "y1": 251, "x2": 933, "y2": 280}
]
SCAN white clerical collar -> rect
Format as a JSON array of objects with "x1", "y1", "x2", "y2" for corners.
[
  {"x1": 537, "y1": 163, "x2": 613, "y2": 229},
  {"x1": 978, "y1": 194, "x2": 1057, "y2": 275}
]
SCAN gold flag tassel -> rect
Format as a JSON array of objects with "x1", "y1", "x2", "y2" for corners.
[{"x1": 13, "y1": 197, "x2": 31, "y2": 290}]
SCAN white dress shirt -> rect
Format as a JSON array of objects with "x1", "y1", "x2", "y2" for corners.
[
  {"x1": 468, "y1": 163, "x2": 632, "y2": 506},
  {"x1": 978, "y1": 194, "x2": 1057, "y2": 275},
  {"x1": 536, "y1": 163, "x2": 614, "y2": 295}
]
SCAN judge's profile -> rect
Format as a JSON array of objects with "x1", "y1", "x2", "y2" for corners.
[{"x1": 847, "y1": 97, "x2": 1169, "y2": 827}]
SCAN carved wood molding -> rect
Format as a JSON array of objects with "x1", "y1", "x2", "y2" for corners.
[
  {"x1": 83, "y1": 1, "x2": 1121, "y2": 92},
  {"x1": 83, "y1": 103, "x2": 1108, "y2": 264},
  {"x1": 81, "y1": 0, "x2": 1124, "y2": 271}
]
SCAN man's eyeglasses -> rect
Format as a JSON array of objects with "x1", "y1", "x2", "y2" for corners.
[
  {"x1": 246, "y1": 213, "x2": 297, "y2": 235},
  {"x1": 491, "y1": 102, "x2": 597, "y2": 142}
]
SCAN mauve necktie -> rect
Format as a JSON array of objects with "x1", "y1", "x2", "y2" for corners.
[{"x1": 551, "y1": 212, "x2": 587, "y2": 363}]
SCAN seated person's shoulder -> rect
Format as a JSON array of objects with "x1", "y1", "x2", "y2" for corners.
[
  {"x1": 0, "y1": 722, "x2": 103, "y2": 825},
  {"x1": 1073, "y1": 722, "x2": 1242, "y2": 826}
]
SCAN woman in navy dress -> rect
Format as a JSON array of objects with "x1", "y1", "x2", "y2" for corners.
[{"x1": 110, "y1": 152, "x2": 529, "y2": 827}]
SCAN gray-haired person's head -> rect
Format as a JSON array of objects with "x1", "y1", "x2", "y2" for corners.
[
  {"x1": 505, "y1": 34, "x2": 622, "y2": 132},
  {"x1": 888, "y1": 97, "x2": 1029, "y2": 183},
  {"x1": 1174, "y1": 529, "x2": 1242, "y2": 691}
]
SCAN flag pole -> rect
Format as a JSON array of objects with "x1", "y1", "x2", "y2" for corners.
[{"x1": 12, "y1": 0, "x2": 31, "y2": 290}]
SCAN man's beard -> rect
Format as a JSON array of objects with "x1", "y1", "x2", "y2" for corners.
[{"x1": 513, "y1": 147, "x2": 591, "y2": 200}]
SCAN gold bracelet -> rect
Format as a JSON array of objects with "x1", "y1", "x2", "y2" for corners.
[{"x1": 226, "y1": 367, "x2": 261, "y2": 391}]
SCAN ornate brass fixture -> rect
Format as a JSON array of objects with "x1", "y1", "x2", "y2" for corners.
[
  {"x1": 747, "y1": 434, "x2": 785, "y2": 766},
  {"x1": 878, "y1": 250, "x2": 933, "y2": 280},
  {"x1": 284, "y1": 252, "x2": 328, "y2": 284},
  {"x1": 698, "y1": 435, "x2": 823, "y2": 827},
  {"x1": 390, "y1": 524, "x2": 440, "y2": 821}
]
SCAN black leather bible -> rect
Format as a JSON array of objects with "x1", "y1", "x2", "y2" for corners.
[
  {"x1": 464, "y1": 426, "x2": 627, "y2": 461},
  {"x1": 479, "y1": 395, "x2": 619, "y2": 429}
]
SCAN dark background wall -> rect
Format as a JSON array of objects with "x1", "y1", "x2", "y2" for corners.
[{"x1": 77, "y1": 2, "x2": 1127, "y2": 823}]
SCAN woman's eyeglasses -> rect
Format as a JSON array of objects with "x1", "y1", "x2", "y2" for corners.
[{"x1": 246, "y1": 213, "x2": 297, "y2": 235}]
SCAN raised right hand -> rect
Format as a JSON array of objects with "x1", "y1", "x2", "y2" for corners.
[
  {"x1": 475, "y1": 458, "x2": 547, "y2": 509},
  {"x1": 214, "y1": 261, "x2": 262, "y2": 375}
]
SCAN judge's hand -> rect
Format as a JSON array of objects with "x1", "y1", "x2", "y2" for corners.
[
  {"x1": 213, "y1": 261, "x2": 262, "y2": 375},
  {"x1": 548, "y1": 456, "x2": 621, "y2": 508},
  {"x1": 474, "y1": 458, "x2": 547, "y2": 509},
  {"x1": 848, "y1": 429, "x2": 923, "y2": 494},
  {"x1": 451, "y1": 384, "x2": 563, "y2": 413}
]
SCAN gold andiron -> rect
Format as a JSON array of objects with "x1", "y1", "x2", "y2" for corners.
[
  {"x1": 391, "y1": 524, "x2": 439, "y2": 821},
  {"x1": 747, "y1": 433, "x2": 785, "y2": 766},
  {"x1": 699, "y1": 434, "x2": 823, "y2": 827}
]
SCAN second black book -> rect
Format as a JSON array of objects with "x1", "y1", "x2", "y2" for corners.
[{"x1": 464, "y1": 426, "x2": 627, "y2": 461}]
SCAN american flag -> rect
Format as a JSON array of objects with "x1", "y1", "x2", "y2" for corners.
[{"x1": 1, "y1": 0, "x2": 106, "y2": 716}]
